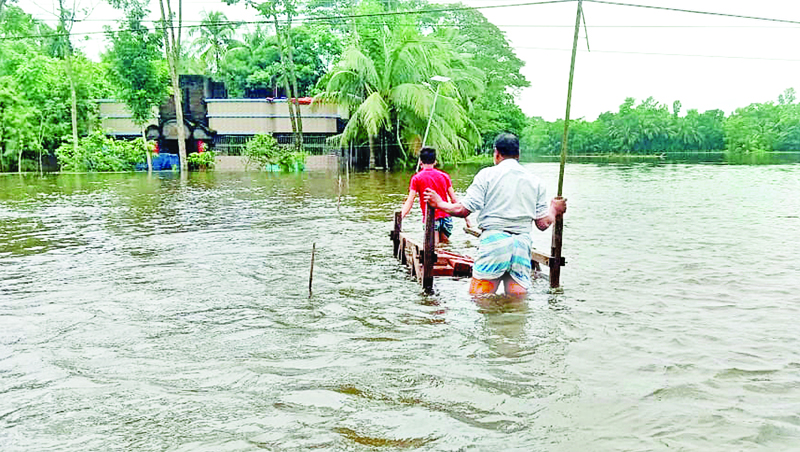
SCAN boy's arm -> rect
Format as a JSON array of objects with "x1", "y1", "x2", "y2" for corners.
[
  {"x1": 447, "y1": 186, "x2": 474, "y2": 228},
  {"x1": 400, "y1": 190, "x2": 418, "y2": 220},
  {"x1": 446, "y1": 186, "x2": 458, "y2": 204}
]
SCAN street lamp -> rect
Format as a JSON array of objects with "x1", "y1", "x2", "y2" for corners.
[{"x1": 422, "y1": 75, "x2": 451, "y2": 148}]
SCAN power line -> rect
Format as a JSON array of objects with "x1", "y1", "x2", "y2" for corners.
[
  {"x1": 585, "y1": 0, "x2": 800, "y2": 26},
  {"x1": 2, "y1": 0, "x2": 577, "y2": 41},
  {"x1": 30, "y1": 15, "x2": 800, "y2": 28},
  {"x1": 517, "y1": 46, "x2": 800, "y2": 62},
  {"x1": 5, "y1": 0, "x2": 800, "y2": 42}
]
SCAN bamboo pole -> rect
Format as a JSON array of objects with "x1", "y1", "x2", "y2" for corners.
[{"x1": 550, "y1": 0, "x2": 583, "y2": 289}]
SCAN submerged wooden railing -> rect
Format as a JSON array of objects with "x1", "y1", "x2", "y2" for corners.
[
  {"x1": 390, "y1": 206, "x2": 565, "y2": 293},
  {"x1": 390, "y1": 205, "x2": 473, "y2": 293}
]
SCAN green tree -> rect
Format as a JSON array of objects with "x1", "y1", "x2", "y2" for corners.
[
  {"x1": 0, "y1": 80, "x2": 36, "y2": 173},
  {"x1": 218, "y1": 24, "x2": 341, "y2": 97},
  {"x1": 50, "y1": 0, "x2": 101, "y2": 158},
  {"x1": 1, "y1": 4, "x2": 110, "y2": 171},
  {"x1": 724, "y1": 102, "x2": 780, "y2": 155},
  {"x1": 157, "y1": 0, "x2": 189, "y2": 172},
  {"x1": 189, "y1": 11, "x2": 241, "y2": 76},
  {"x1": 318, "y1": 1, "x2": 482, "y2": 168},
  {"x1": 106, "y1": 0, "x2": 170, "y2": 172},
  {"x1": 422, "y1": 3, "x2": 529, "y2": 150},
  {"x1": 226, "y1": 0, "x2": 306, "y2": 151}
]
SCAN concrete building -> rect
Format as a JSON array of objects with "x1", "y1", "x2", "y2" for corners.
[{"x1": 97, "y1": 75, "x2": 344, "y2": 158}]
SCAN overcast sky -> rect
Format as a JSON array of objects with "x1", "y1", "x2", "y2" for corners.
[{"x1": 26, "y1": 0, "x2": 800, "y2": 121}]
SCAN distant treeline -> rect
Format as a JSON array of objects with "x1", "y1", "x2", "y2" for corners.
[{"x1": 521, "y1": 89, "x2": 800, "y2": 159}]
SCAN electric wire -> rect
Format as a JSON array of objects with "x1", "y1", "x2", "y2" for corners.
[
  {"x1": 517, "y1": 46, "x2": 800, "y2": 62},
  {"x1": 6, "y1": 0, "x2": 577, "y2": 41},
  {"x1": 585, "y1": 0, "x2": 800, "y2": 26},
  {"x1": 3, "y1": 0, "x2": 800, "y2": 56}
]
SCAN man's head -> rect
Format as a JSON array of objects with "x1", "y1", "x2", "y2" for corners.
[
  {"x1": 419, "y1": 147, "x2": 437, "y2": 165},
  {"x1": 493, "y1": 133, "x2": 520, "y2": 163}
]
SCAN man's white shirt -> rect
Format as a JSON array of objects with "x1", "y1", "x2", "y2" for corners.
[{"x1": 459, "y1": 159, "x2": 548, "y2": 235}]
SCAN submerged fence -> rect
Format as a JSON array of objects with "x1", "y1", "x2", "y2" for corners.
[
  {"x1": 212, "y1": 134, "x2": 421, "y2": 170},
  {"x1": 212, "y1": 134, "x2": 337, "y2": 156}
]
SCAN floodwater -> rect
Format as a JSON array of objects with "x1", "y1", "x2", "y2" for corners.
[{"x1": 1, "y1": 163, "x2": 799, "y2": 451}]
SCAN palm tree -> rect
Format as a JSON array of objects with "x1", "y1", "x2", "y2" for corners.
[
  {"x1": 190, "y1": 11, "x2": 240, "y2": 76},
  {"x1": 318, "y1": 26, "x2": 482, "y2": 169}
]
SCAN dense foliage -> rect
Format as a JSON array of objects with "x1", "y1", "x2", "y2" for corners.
[
  {"x1": 218, "y1": 24, "x2": 342, "y2": 98},
  {"x1": 2, "y1": 1, "x2": 799, "y2": 172},
  {"x1": 0, "y1": 4, "x2": 112, "y2": 172},
  {"x1": 243, "y1": 133, "x2": 305, "y2": 171},
  {"x1": 55, "y1": 131, "x2": 146, "y2": 172},
  {"x1": 520, "y1": 89, "x2": 800, "y2": 161},
  {"x1": 104, "y1": 1, "x2": 169, "y2": 131},
  {"x1": 187, "y1": 150, "x2": 216, "y2": 170}
]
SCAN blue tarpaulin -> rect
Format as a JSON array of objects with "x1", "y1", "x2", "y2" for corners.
[{"x1": 136, "y1": 154, "x2": 180, "y2": 171}]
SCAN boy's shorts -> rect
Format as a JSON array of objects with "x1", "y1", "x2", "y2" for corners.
[{"x1": 434, "y1": 216, "x2": 454, "y2": 237}]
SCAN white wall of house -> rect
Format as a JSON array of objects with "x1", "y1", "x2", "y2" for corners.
[
  {"x1": 206, "y1": 99, "x2": 340, "y2": 135},
  {"x1": 96, "y1": 100, "x2": 158, "y2": 136}
]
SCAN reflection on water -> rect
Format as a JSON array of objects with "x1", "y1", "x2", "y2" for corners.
[
  {"x1": 1, "y1": 164, "x2": 800, "y2": 451},
  {"x1": 474, "y1": 295, "x2": 530, "y2": 358}
]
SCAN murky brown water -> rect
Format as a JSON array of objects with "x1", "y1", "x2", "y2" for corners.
[{"x1": 1, "y1": 163, "x2": 799, "y2": 451}]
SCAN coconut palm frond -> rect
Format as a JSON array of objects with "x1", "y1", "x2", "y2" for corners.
[
  {"x1": 340, "y1": 113, "x2": 362, "y2": 146},
  {"x1": 326, "y1": 133, "x2": 344, "y2": 148},
  {"x1": 317, "y1": 24, "x2": 486, "y2": 166},
  {"x1": 325, "y1": 70, "x2": 368, "y2": 107},
  {"x1": 390, "y1": 83, "x2": 433, "y2": 122},
  {"x1": 358, "y1": 91, "x2": 390, "y2": 137},
  {"x1": 335, "y1": 46, "x2": 380, "y2": 90}
]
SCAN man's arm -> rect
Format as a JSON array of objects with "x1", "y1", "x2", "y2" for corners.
[
  {"x1": 423, "y1": 188, "x2": 471, "y2": 218},
  {"x1": 446, "y1": 186, "x2": 474, "y2": 228},
  {"x1": 400, "y1": 189, "x2": 417, "y2": 219},
  {"x1": 534, "y1": 197, "x2": 568, "y2": 231}
]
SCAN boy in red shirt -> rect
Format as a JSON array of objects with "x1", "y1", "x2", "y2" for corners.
[{"x1": 400, "y1": 147, "x2": 469, "y2": 244}]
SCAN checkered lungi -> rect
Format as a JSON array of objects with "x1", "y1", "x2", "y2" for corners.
[{"x1": 472, "y1": 230, "x2": 532, "y2": 290}]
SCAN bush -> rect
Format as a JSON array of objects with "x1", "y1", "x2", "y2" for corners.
[
  {"x1": 243, "y1": 134, "x2": 279, "y2": 170},
  {"x1": 243, "y1": 134, "x2": 305, "y2": 172},
  {"x1": 55, "y1": 131, "x2": 146, "y2": 172},
  {"x1": 275, "y1": 148, "x2": 306, "y2": 172},
  {"x1": 188, "y1": 150, "x2": 216, "y2": 170}
]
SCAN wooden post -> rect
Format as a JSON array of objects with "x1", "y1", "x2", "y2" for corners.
[
  {"x1": 392, "y1": 211, "x2": 402, "y2": 258},
  {"x1": 550, "y1": 216, "x2": 564, "y2": 287},
  {"x1": 308, "y1": 243, "x2": 316, "y2": 298},
  {"x1": 422, "y1": 204, "x2": 436, "y2": 293},
  {"x1": 551, "y1": 0, "x2": 582, "y2": 289}
]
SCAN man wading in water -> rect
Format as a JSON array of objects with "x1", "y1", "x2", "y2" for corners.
[{"x1": 423, "y1": 133, "x2": 567, "y2": 296}]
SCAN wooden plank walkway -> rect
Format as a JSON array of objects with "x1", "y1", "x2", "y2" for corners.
[{"x1": 390, "y1": 206, "x2": 565, "y2": 293}]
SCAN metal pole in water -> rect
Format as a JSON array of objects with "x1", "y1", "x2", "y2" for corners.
[{"x1": 551, "y1": 0, "x2": 583, "y2": 290}]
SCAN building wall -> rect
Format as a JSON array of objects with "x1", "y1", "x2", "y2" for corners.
[
  {"x1": 206, "y1": 100, "x2": 340, "y2": 135},
  {"x1": 159, "y1": 74, "x2": 208, "y2": 126},
  {"x1": 97, "y1": 101, "x2": 158, "y2": 136}
]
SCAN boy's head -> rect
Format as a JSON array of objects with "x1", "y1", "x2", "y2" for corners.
[
  {"x1": 494, "y1": 133, "x2": 520, "y2": 159},
  {"x1": 419, "y1": 147, "x2": 437, "y2": 165}
]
